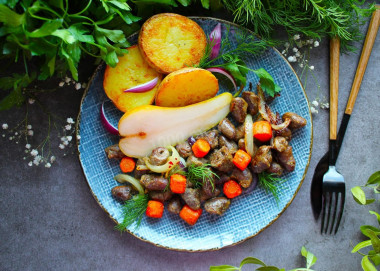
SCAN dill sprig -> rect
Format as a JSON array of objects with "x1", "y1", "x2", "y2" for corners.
[
  {"x1": 186, "y1": 164, "x2": 219, "y2": 191},
  {"x1": 258, "y1": 172, "x2": 286, "y2": 204},
  {"x1": 115, "y1": 194, "x2": 149, "y2": 232}
]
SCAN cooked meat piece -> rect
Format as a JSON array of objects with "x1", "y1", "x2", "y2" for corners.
[
  {"x1": 200, "y1": 187, "x2": 221, "y2": 202},
  {"x1": 186, "y1": 155, "x2": 208, "y2": 167},
  {"x1": 275, "y1": 127, "x2": 292, "y2": 141},
  {"x1": 277, "y1": 145, "x2": 296, "y2": 171},
  {"x1": 242, "y1": 91, "x2": 259, "y2": 116},
  {"x1": 218, "y1": 118, "x2": 236, "y2": 140},
  {"x1": 251, "y1": 145, "x2": 272, "y2": 173},
  {"x1": 201, "y1": 175, "x2": 217, "y2": 197},
  {"x1": 105, "y1": 144, "x2": 125, "y2": 159},
  {"x1": 267, "y1": 162, "x2": 284, "y2": 176},
  {"x1": 195, "y1": 129, "x2": 219, "y2": 149},
  {"x1": 235, "y1": 125, "x2": 245, "y2": 141},
  {"x1": 111, "y1": 185, "x2": 132, "y2": 201},
  {"x1": 282, "y1": 112, "x2": 307, "y2": 130},
  {"x1": 167, "y1": 196, "x2": 182, "y2": 214},
  {"x1": 204, "y1": 197, "x2": 231, "y2": 216},
  {"x1": 218, "y1": 135, "x2": 238, "y2": 154},
  {"x1": 214, "y1": 172, "x2": 230, "y2": 185},
  {"x1": 242, "y1": 173, "x2": 258, "y2": 194},
  {"x1": 149, "y1": 190, "x2": 173, "y2": 202},
  {"x1": 175, "y1": 141, "x2": 192, "y2": 158},
  {"x1": 272, "y1": 136, "x2": 289, "y2": 152},
  {"x1": 230, "y1": 97, "x2": 248, "y2": 123},
  {"x1": 140, "y1": 174, "x2": 168, "y2": 191},
  {"x1": 181, "y1": 188, "x2": 201, "y2": 210},
  {"x1": 210, "y1": 146, "x2": 234, "y2": 173},
  {"x1": 149, "y1": 147, "x2": 169, "y2": 166},
  {"x1": 238, "y1": 138, "x2": 246, "y2": 151},
  {"x1": 134, "y1": 158, "x2": 150, "y2": 179},
  {"x1": 231, "y1": 168, "x2": 253, "y2": 188}
]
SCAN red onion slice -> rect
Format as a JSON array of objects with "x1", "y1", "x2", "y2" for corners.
[
  {"x1": 207, "y1": 67, "x2": 237, "y2": 91},
  {"x1": 100, "y1": 102, "x2": 119, "y2": 135},
  {"x1": 210, "y1": 23, "x2": 221, "y2": 59},
  {"x1": 123, "y1": 77, "x2": 158, "y2": 93}
]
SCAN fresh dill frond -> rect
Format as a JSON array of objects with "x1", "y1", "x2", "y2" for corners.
[
  {"x1": 115, "y1": 194, "x2": 149, "y2": 232},
  {"x1": 258, "y1": 172, "x2": 286, "y2": 204},
  {"x1": 186, "y1": 164, "x2": 219, "y2": 191}
]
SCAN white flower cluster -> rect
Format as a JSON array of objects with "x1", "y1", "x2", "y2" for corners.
[
  {"x1": 58, "y1": 76, "x2": 87, "y2": 90},
  {"x1": 310, "y1": 99, "x2": 330, "y2": 115}
]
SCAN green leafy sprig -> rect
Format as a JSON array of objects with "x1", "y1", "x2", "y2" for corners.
[
  {"x1": 186, "y1": 163, "x2": 218, "y2": 191},
  {"x1": 115, "y1": 193, "x2": 149, "y2": 232},
  {"x1": 258, "y1": 172, "x2": 285, "y2": 203}
]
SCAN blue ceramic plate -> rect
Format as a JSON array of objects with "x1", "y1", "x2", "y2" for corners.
[{"x1": 77, "y1": 17, "x2": 312, "y2": 251}]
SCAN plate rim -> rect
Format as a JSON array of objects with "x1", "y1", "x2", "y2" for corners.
[{"x1": 76, "y1": 16, "x2": 313, "y2": 252}]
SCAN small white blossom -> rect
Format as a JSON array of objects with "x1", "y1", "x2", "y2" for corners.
[
  {"x1": 28, "y1": 162, "x2": 33, "y2": 167},
  {"x1": 65, "y1": 124, "x2": 72, "y2": 130},
  {"x1": 45, "y1": 163, "x2": 51, "y2": 168},
  {"x1": 307, "y1": 39, "x2": 314, "y2": 45},
  {"x1": 25, "y1": 144, "x2": 31, "y2": 149},
  {"x1": 67, "y1": 117, "x2": 75, "y2": 124},
  {"x1": 50, "y1": 156, "x2": 56, "y2": 163},
  {"x1": 27, "y1": 124, "x2": 32, "y2": 129},
  {"x1": 63, "y1": 140, "x2": 69, "y2": 146},
  {"x1": 281, "y1": 50, "x2": 286, "y2": 54},
  {"x1": 284, "y1": 42, "x2": 290, "y2": 48},
  {"x1": 28, "y1": 98, "x2": 35, "y2": 104},
  {"x1": 2, "y1": 123, "x2": 8, "y2": 129},
  {"x1": 31, "y1": 149, "x2": 38, "y2": 156},
  {"x1": 76, "y1": 135, "x2": 81, "y2": 140},
  {"x1": 312, "y1": 100, "x2": 319, "y2": 107},
  {"x1": 28, "y1": 130, "x2": 34, "y2": 136},
  {"x1": 15, "y1": 132, "x2": 18, "y2": 135},
  {"x1": 61, "y1": 136, "x2": 68, "y2": 142},
  {"x1": 66, "y1": 136, "x2": 72, "y2": 142},
  {"x1": 59, "y1": 82, "x2": 65, "y2": 87},
  {"x1": 313, "y1": 41, "x2": 319, "y2": 47},
  {"x1": 321, "y1": 103, "x2": 329, "y2": 109},
  {"x1": 293, "y1": 34, "x2": 300, "y2": 40},
  {"x1": 299, "y1": 63, "x2": 304, "y2": 68},
  {"x1": 9, "y1": 137, "x2": 13, "y2": 140},
  {"x1": 65, "y1": 77, "x2": 71, "y2": 83},
  {"x1": 309, "y1": 66, "x2": 315, "y2": 70},
  {"x1": 295, "y1": 51, "x2": 301, "y2": 57},
  {"x1": 311, "y1": 107, "x2": 319, "y2": 114},
  {"x1": 288, "y1": 56, "x2": 297, "y2": 62},
  {"x1": 292, "y1": 47, "x2": 298, "y2": 53},
  {"x1": 59, "y1": 144, "x2": 65, "y2": 149},
  {"x1": 75, "y1": 83, "x2": 82, "y2": 90}
]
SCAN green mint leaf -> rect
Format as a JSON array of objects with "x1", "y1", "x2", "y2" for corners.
[
  {"x1": 351, "y1": 186, "x2": 367, "y2": 205},
  {"x1": 368, "y1": 251, "x2": 380, "y2": 266},
  {"x1": 351, "y1": 240, "x2": 372, "y2": 253},
  {"x1": 369, "y1": 211, "x2": 380, "y2": 225},
  {"x1": 0, "y1": 4, "x2": 24, "y2": 27},
  {"x1": 361, "y1": 225, "x2": 380, "y2": 238},
  {"x1": 256, "y1": 266, "x2": 281, "y2": 271},
  {"x1": 200, "y1": 0, "x2": 209, "y2": 9},
  {"x1": 27, "y1": 19, "x2": 63, "y2": 38},
  {"x1": 239, "y1": 257, "x2": 266, "y2": 268},
  {"x1": 367, "y1": 171, "x2": 380, "y2": 185},
  {"x1": 209, "y1": 265, "x2": 239, "y2": 271},
  {"x1": 361, "y1": 256, "x2": 377, "y2": 271},
  {"x1": 367, "y1": 229, "x2": 380, "y2": 253},
  {"x1": 252, "y1": 68, "x2": 281, "y2": 97},
  {"x1": 301, "y1": 246, "x2": 317, "y2": 269}
]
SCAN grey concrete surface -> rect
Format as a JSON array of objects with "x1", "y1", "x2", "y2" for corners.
[{"x1": 1, "y1": 13, "x2": 380, "y2": 271}]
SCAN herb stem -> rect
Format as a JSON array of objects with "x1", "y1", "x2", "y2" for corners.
[{"x1": 71, "y1": 0, "x2": 92, "y2": 16}]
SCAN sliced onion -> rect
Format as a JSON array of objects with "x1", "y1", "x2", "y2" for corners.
[
  {"x1": 100, "y1": 102, "x2": 119, "y2": 135},
  {"x1": 207, "y1": 67, "x2": 237, "y2": 91},
  {"x1": 143, "y1": 146, "x2": 182, "y2": 173},
  {"x1": 136, "y1": 164, "x2": 148, "y2": 171},
  {"x1": 244, "y1": 114, "x2": 256, "y2": 157},
  {"x1": 114, "y1": 174, "x2": 145, "y2": 195},
  {"x1": 210, "y1": 23, "x2": 221, "y2": 59},
  {"x1": 271, "y1": 118, "x2": 291, "y2": 131},
  {"x1": 123, "y1": 77, "x2": 158, "y2": 93}
]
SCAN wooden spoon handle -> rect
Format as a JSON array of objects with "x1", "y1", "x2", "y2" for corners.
[
  {"x1": 345, "y1": 6, "x2": 380, "y2": 115},
  {"x1": 329, "y1": 37, "x2": 340, "y2": 140}
]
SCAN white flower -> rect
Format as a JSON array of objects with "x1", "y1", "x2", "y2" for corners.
[
  {"x1": 307, "y1": 39, "x2": 314, "y2": 45},
  {"x1": 9, "y1": 137, "x2": 13, "y2": 140},
  {"x1": 75, "y1": 83, "x2": 82, "y2": 90},
  {"x1": 299, "y1": 63, "x2": 304, "y2": 68},
  {"x1": 59, "y1": 81, "x2": 65, "y2": 87},
  {"x1": 65, "y1": 124, "x2": 72, "y2": 130},
  {"x1": 25, "y1": 144, "x2": 31, "y2": 149},
  {"x1": 28, "y1": 130, "x2": 34, "y2": 136},
  {"x1": 293, "y1": 34, "x2": 300, "y2": 40},
  {"x1": 31, "y1": 149, "x2": 38, "y2": 156},
  {"x1": 59, "y1": 144, "x2": 65, "y2": 149},
  {"x1": 281, "y1": 50, "x2": 286, "y2": 54},
  {"x1": 311, "y1": 107, "x2": 318, "y2": 114},
  {"x1": 321, "y1": 102, "x2": 330, "y2": 109},
  {"x1": 27, "y1": 124, "x2": 32, "y2": 129},
  {"x1": 287, "y1": 56, "x2": 297, "y2": 62},
  {"x1": 50, "y1": 156, "x2": 56, "y2": 163},
  {"x1": 76, "y1": 135, "x2": 81, "y2": 140},
  {"x1": 312, "y1": 100, "x2": 319, "y2": 107},
  {"x1": 295, "y1": 51, "x2": 301, "y2": 57},
  {"x1": 65, "y1": 77, "x2": 71, "y2": 83},
  {"x1": 2, "y1": 123, "x2": 8, "y2": 129},
  {"x1": 15, "y1": 132, "x2": 18, "y2": 135},
  {"x1": 314, "y1": 41, "x2": 320, "y2": 47},
  {"x1": 67, "y1": 117, "x2": 75, "y2": 124},
  {"x1": 66, "y1": 136, "x2": 72, "y2": 142},
  {"x1": 63, "y1": 140, "x2": 69, "y2": 146},
  {"x1": 2, "y1": 134, "x2": 5, "y2": 137},
  {"x1": 28, "y1": 162, "x2": 33, "y2": 167},
  {"x1": 284, "y1": 42, "x2": 290, "y2": 48},
  {"x1": 292, "y1": 47, "x2": 298, "y2": 53},
  {"x1": 45, "y1": 163, "x2": 51, "y2": 168},
  {"x1": 309, "y1": 66, "x2": 315, "y2": 70},
  {"x1": 28, "y1": 98, "x2": 35, "y2": 104}
]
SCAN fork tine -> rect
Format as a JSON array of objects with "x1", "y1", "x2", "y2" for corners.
[
  {"x1": 334, "y1": 191, "x2": 345, "y2": 234},
  {"x1": 324, "y1": 192, "x2": 333, "y2": 234},
  {"x1": 329, "y1": 192, "x2": 339, "y2": 234},
  {"x1": 320, "y1": 192, "x2": 327, "y2": 234}
]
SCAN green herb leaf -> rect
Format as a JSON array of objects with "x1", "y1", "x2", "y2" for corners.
[
  {"x1": 186, "y1": 163, "x2": 218, "y2": 191},
  {"x1": 351, "y1": 186, "x2": 367, "y2": 205},
  {"x1": 200, "y1": 0, "x2": 209, "y2": 9},
  {"x1": 369, "y1": 211, "x2": 380, "y2": 225},
  {"x1": 256, "y1": 266, "x2": 281, "y2": 271},
  {"x1": 367, "y1": 171, "x2": 380, "y2": 185},
  {"x1": 352, "y1": 240, "x2": 372, "y2": 253},
  {"x1": 367, "y1": 229, "x2": 380, "y2": 253},
  {"x1": 361, "y1": 225, "x2": 380, "y2": 238},
  {"x1": 368, "y1": 251, "x2": 380, "y2": 266},
  {"x1": 239, "y1": 257, "x2": 266, "y2": 268},
  {"x1": 0, "y1": 4, "x2": 24, "y2": 27},
  {"x1": 52, "y1": 29, "x2": 76, "y2": 44},
  {"x1": 258, "y1": 172, "x2": 285, "y2": 203},
  {"x1": 361, "y1": 255, "x2": 377, "y2": 271},
  {"x1": 0, "y1": 86, "x2": 25, "y2": 110},
  {"x1": 252, "y1": 68, "x2": 281, "y2": 97},
  {"x1": 209, "y1": 265, "x2": 239, "y2": 271},
  {"x1": 301, "y1": 246, "x2": 317, "y2": 269},
  {"x1": 115, "y1": 194, "x2": 149, "y2": 232},
  {"x1": 27, "y1": 19, "x2": 63, "y2": 38}
]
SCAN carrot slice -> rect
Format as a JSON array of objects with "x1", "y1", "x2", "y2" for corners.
[
  {"x1": 146, "y1": 200, "x2": 164, "y2": 218},
  {"x1": 252, "y1": 120, "x2": 272, "y2": 142},
  {"x1": 192, "y1": 139, "x2": 210, "y2": 158},
  {"x1": 170, "y1": 174, "x2": 187, "y2": 194},
  {"x1": 223, "y1": 180, "x2": 242, "y2": 199},
  {"x1": 233, "y1": 149, "x2": 252, "y2": 171},
  {"x1": 179, "y1": 205, "x2": 202, "y2": 225},
  {"x1": 120, "y1": 157, "x2": 136, "y2": 173}
]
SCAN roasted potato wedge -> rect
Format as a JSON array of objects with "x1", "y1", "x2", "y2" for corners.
[{"x1": 138, "y1": 13, "x2": 207, "y2": 74}]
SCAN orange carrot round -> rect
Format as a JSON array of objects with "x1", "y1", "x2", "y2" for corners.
[
  {"x1": 191, "y1": 139, "x2": 211, "y2": 158},
  {"x1": 119, "y1": 157, "x2": 136, "y2": 173},
  {"x1": 146, "y1": 200, "x2": 164, "y2": 218},
  {"x1": 233, "y1": 149, "x2": 252, "y2": 171},
  {"x1": 223, "y1": 180, "x2": 242, "y2": 199},
  {"x1": 179, "y1": 205, "x2": 202, "y2": 226},
  {"x1": 170, "y1": 174, "x2": 187, "y2": 194},
  {"x1": 252, "y1": 120, "x2": 272, "y2": 142}
]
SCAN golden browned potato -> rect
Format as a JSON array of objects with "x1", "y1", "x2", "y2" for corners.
[
  {"x1": 103, "y1": 45, "x2": 162, "y2": 112},
  {"x1": 138, "y1": 13, "x2": 207, "y2": 74},
  {"x1": 155, "y1": 67, "x2": 219, "y2": 107}
]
